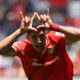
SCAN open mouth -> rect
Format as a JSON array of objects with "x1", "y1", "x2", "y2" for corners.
[
  {"x1": 35, "y1": 44, "x2": 45, "y2": 53},
  {"x1": 36, "y1": 44, "x2": 43, "y2": 48}
]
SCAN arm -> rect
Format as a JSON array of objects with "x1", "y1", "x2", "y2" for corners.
[
  {"x1": 0, "y1": 29, "x2": 24, "y2": 56},
  {"x1": 38, "y1": 8, "x2": 80, "y2": 44},
  {"x1": 52, "y1": 24, "x2": 80, "y2": 44},
  {"x1": 0, "y1": 12, "x2": 37, "y2": 56},
  {"x1": 58, "y1": 25, "x2": 80, "y2": 43},
  {"x1": 18, "y1": 66, "x2": 26, "y2": 80}
]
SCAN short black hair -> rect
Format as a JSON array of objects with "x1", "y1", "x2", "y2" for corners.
[
  {"x1": 27, "y1": 18, "x2": 42, "y2": 34},
  {"x1": 32, "y1": 18, "x2": 42, "y2": 28}
]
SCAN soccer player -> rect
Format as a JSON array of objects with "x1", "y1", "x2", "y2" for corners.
[{"x1": 0, "y1": 11, "x2": 73, "y2": 80}]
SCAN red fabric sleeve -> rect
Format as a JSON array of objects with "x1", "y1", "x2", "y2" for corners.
[{"x1": 51, "y1": 23, "x2": 60, "y2": 31}]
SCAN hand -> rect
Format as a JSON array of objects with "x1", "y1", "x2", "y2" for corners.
[
  {"x1": 20, "y1": 11, "x2": 37, "y2": 33},
  {"x1": 37, "y1": 8, "x2": 53, "y2": 30}
]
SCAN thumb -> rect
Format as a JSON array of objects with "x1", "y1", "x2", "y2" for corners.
[
  {"x1": 20, "y1": 11, "x2": 24, "y2": 20},
  {"x1": 47, "y1": 8, "x2": 50, "y2": 16}
]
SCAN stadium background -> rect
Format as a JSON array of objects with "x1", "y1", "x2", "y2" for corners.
[{"x1": 0, "y1": 0, "x2": 80, "y2": 80}]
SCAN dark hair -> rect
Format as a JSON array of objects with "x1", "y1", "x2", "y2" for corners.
[
  {"x1": 27, "y1": 18, "x2": 42, "y2": 34},
  {"x1": 32, "y1": 18, "x2": 42, "y2": 28}
]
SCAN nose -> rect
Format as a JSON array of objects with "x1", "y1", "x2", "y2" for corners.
[{"x1": 37, "y1": 37, "x2": 42, "y2": 44}]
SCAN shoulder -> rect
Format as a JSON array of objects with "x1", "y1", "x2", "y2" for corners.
[
  {"x1": 12, "y1": 39, "x2": 32, "y2": 57},
  {"x1": 12, "y1": 39, "x2": 31, "y2": 52},
  {"x1": 48, "y1": 31, "x2": 65, "y2": 37},
  {"x1": 47, "y1": 31, "x2": 66, "y2": 42},
  {"x1": 48, "y1": 31, "x2": 65, "y2": 38},
  {"x1": 13, "y1": 39, "x2": 30, "y2": 47}
]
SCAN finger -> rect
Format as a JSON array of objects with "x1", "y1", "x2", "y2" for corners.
[
  {"x1": 40, "y1": 15, "x2": 44, "y2": 23},
  {"x1": 27, "y1": 27, "x2": 37, "y2": 32},
  {"x1": 43, "y1": 14, "x2": 47, "y2": 21},
  {"x1": 21, "y1": 19, "x2": 25, "y2": 28},
  {"x1": 31, "y1": 12, "x2": 37, "y2": 23},
  {"x1": 37, "y1": 24, "x2": 47, "y2": 30},
  {"x1": 47, "y1": 8, "x2": 50, "y2": 16},
  {"x1": 40, "y1": 14, "x2": 47, "y2": 22},
  {"x1": 40, "y1": 15, "x2": 44, "y2": 20},
  {"x1": 20, "y1": 11, "x2": 24, "y2": 19},
  {"x1": 25, "y1": 16, "x2": 30, "y2": 23},
  {"x1": 35, "y1": 12, "x2": 41, "y2": 21}
]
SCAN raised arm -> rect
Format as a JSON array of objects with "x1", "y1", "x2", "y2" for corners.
[
  {"x1": 0, "y1": 28, "x2": 24, "y2": 56},
  {"x1": 0, "y1": 12, "x2": 37, "y2": 56},
  {"x1": 37, "y1": 8, "x2": 80, "y2": 44},
  {"x1": 18, "y1": 66, "x2": 26, "y2": 80},
  {"x1": 58, "y1": 25, "x2": 80, "y2": 43}
]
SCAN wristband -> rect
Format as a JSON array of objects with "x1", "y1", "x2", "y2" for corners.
[{"x1": 51, "y1": 23, "x2": 60, "y2": 31}]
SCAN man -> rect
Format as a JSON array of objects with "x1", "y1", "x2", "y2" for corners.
[{"x1": 0, "y1": 11, "x2": 73, "y2": 80}]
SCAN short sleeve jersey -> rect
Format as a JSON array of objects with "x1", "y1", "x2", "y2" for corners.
[{"x1": 12, "y1": 31, "x2": 73, "y2": 80}]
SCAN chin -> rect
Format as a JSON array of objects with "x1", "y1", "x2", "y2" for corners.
[{"x1": 36, "y1": 49, "x2": 42, "y2": 53}]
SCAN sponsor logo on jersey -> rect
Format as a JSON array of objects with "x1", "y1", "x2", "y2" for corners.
[{"x1": 32, "y1": 62, "x2": 44, "y2": 67}]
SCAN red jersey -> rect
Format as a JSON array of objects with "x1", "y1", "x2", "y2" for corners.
[{"x1": 12, "y1": 31, "x2": 73, "y2": 80}]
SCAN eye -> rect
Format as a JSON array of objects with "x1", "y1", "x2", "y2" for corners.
[
  {"x1": 32, "y1": 35, "x2": 37, "y2": 40},
  {"x1": 40, "y1": 34, "x2": 45, "y2": 39}
]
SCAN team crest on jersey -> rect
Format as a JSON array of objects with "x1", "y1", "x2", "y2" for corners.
[
  {"x1": 20, "y1": 50, "x2": 24, "y2": 55},
  {"x1": 47, "y1": 48, "x2": 54, "y2": 54}
]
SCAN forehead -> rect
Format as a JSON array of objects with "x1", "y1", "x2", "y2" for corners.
[{"x1": 29, "y1": 30, "x2": 45, "y2": 36}]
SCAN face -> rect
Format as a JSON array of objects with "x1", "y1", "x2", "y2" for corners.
[{"x1": 28, "y1": 29, "x2": 47, "y2": 53}]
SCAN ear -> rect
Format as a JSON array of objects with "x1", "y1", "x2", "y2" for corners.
[{"x1": 26, "y1": 35, "x2": 31, "y2": 41}]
